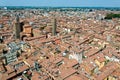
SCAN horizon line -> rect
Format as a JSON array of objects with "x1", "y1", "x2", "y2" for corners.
[{"x1": 0, "y1": 6, "x2": 120, "y2": 8}]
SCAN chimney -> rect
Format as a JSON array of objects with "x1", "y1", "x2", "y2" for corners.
[{"x1": 52, "y1": 18, "x2": 57, "y2": 36}]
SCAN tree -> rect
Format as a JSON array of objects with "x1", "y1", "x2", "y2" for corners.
[{"x1": 105, "y1": 13, "x2": 120, "y2": 19}]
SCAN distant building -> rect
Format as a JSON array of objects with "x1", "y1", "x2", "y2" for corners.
[
  {"x1": 20, "y1": 23, "x2": 33, "y2": 40},
  {"x1": 0, "y1": 24, "x2": 3, "y2": 28},
  {"x1": 3, "y1": 7, "x2": 7, "y2": 10},
  {"x1": 5, "y1": 51, "x2": 18, "y2": 64}
]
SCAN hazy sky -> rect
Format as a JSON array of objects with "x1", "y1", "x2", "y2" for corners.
[{"x1": 0, "y1": 0, "x2": 120, "y2": 7}]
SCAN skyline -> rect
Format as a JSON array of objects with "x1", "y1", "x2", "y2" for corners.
[{"x1": 0, "y1": 0, "x2": 120, "y2": 7}]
